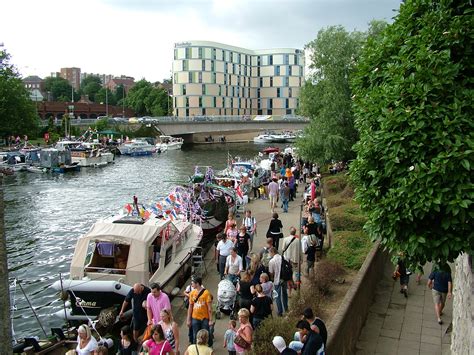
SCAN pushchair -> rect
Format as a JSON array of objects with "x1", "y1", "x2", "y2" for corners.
[{"x1": 215, "y1": 278, "x2": 238, "y2": 320}]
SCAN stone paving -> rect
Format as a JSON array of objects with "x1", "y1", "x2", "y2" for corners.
[{"x1": 355, "y1": 260, "x2": 452, "y2": 355}]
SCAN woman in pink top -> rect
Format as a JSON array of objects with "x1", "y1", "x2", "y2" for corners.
[{"x1": 143, "y1": 324, "x2": 174, "y2": 355}]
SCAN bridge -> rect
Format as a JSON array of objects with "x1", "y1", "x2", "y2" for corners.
[{"x1": 48, "y1": 115, "x2": 310, "y2": 143}]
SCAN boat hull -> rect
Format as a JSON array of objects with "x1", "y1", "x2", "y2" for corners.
[{"x1": 72, "y1": 152, "x2": 114, "y2": 167}]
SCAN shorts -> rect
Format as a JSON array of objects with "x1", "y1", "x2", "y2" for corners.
[
  {"x1": 399, "y1": 274, "x2": 409, "y2": 286},
  {"x1": 432, "y1": 289, "x2": 447, "y2": 304}
]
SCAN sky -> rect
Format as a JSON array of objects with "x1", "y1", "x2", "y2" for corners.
[{"x1": 1, "y1": 0, "x2": 401, "y2": 83}]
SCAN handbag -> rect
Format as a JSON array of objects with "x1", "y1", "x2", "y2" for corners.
[
  {"x1": 234, "y1": 334, "x2": 251, "y2": 349},
  {"x1": 142, "y1": 324, "x2": 153, "y2": 341}
]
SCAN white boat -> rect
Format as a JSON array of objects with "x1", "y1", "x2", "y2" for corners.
[
  {"x1": 118, "y1": 139, "x2": 156, "y2": 156},
  {"x1": 51, "y1": 214, "x2": 202, "y2": 322},
  {"x1": 269, "y1": 133, "x2": 287, "y2": 143},
  {"x1": 157, "y1": 135, "x2": 183, "y2": 150},
  {"x1": 55, "y1": 140, "x2": 114, "y2": 167},
  {"x1": 282, "y1": 132, "x2": 297, "y2": 143},
  {"x1": 253, "y1": 134, "x2": 273, "y2": 143}
]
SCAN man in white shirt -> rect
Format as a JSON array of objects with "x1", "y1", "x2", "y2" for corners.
[
  {"x1": 242, "y1": 209, "x2": 257, "y2": 249},
  {"x1": 225, "y1": 247, "x2": 243, "y2": 284},
  {"x1": 281, "y1": 227, "x2": 302, "y2": 295},
  {"x1": 217, "y1": 233, "x2": 235, "y2": 280},
  {"x1": 268, "y1": 247, "x2": 288, "y2": 316}
]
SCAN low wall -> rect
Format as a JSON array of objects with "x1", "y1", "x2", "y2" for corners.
[{"x1": 325, "y1": 239, "x2": 388, "y2": 354}]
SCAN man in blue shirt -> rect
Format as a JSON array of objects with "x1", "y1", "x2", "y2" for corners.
[
  {"x1": 427, "y1": 264, "x2": 452, "y2": 325},
  {"x1": 119, "y1": 283, "x2": 151, "y2": 341}
]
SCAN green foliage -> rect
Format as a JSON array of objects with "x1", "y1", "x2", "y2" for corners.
[
  {"x1": 250, "y1": 316, "x2": 297, "y2": 355},
  {"x1": 330, "y1": 201, "x2": 367, "y2": 232},
  {"x1": 0, "y1": 49, "x2": 39, "y2": 138},
  {"x1": 322, "y1": 174, "x2": 349, "y2": 194},
  {"x1": 350, "y1": 0, "x2": 474, "y2": 263},
  {"x1": 327, "y1": 231, "x2": 373, "y2": 269},
  {"x1": 126, "y1": 80, "x2": 170, "y2": 116},
  {"x1": 80, "y1": 75, "x2": 102, "y2": 102},
  {"x1": 44, "y1": 76, "x2": 75, "y2": 102},
  {"x1": 95, "y1": 88, "x2": 117, "y2": 106}
]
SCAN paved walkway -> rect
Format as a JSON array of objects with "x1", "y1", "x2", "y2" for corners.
[{"x1": 355, "y1": 259, "x2": 452, "y2": 355}]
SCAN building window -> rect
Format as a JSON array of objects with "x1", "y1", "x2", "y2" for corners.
[
  {"x1": 267, "y1": 109, "x2": 272, "y2": 115},
  {"x1": 269, "y1": 55, "x2": 273, "y2": 65},
  {"x1": 286, "y1": 98, "x2": 289, "y2": 108},
  {"x1": 258, "y1": 99, "x2": 261, "y2": 109},
  {"x1": 183, "y1": 85, "x2": 186, "y2": 95},
  {"x1": 288, "y1": 66, "x2": 292, "y2": 76},
  {"x1": 199, "y1": 97, "x2": 202, "y2": 107},
  {"x1": 286, "y1": 109, "x2": 292, "y2": 114},
  {"x1": 174, "y1": 73, "x2": 177, "y2": 83},
  {"x1": 186, "y1": 97, "x2": 189, "y2": 107},
  {"x1": 212, "y1": 73, "x2": 216, "y2": 84},
  {"x1": 198, "y1": 47, "x2": 203, "y2": 59},
  {"x1": 186, "y1": 108, "x2": 189, "y2": 117},
  {"x1": 289, "y1": 88, "x2": 292, "y2": 97},
  {"x1": 211, "y1": 60, "x2": 215, "y2": 72},
  {"x1": 213, "y1": 97, "x2": 217, "y2": 107},
  {"x1": 284, "y1": 54, "x2": 289, "y2": 65},
  {"x1": 183, "y1": 60, "x2": 189, "y2": 71},
  {"x1": 174, "y1": 49, "x2": 178, "y2": 60},
  {"x1": 270, "y1": 77, "x2": 273, "y2": 87},
  {"x1": 185, "y1": 47, "x2": 191, "y2": 59},
  {"x1": 259, "y1": 78, "x2": 263, "y2": 87},
  {"x1": 283, "y1": 77, "x2": 288, "y2": 87},
  {"x1": 202, "y1": 60, "x2": 205, "y2": 71},
  {"x1": 212, "y1": 48, "x2": 216, "y2": 60},
  {"x1": 275, "y1": 66, "x2": 280, "y2": 76},
  {"x1": 218, "y1": 85, "x2": 222, "y2": 96},
  {"x1": 198, "y1": 72, "x2": 202, "y2": 83},
  {"x1": 258, "y1": 109, "x2": 262, "y2": 115},
  {"x1": 277, "y1": 88, "x2": 280, "y2": 97},
  {"x1": 268, "y1": 99, "x2": 273, "y2": 109},
  {"x1": 202, "y1": 84, "x2": 206, "y2": 95},
  {"x1": 188, "y1": 72, "x2": 193, "y2": 83},
  {"x1": 257, "y1": 56, "x2": 261, "y2": 66}
]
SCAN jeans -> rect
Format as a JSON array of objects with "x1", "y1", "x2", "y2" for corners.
[
  {"x1": 274, "y1": 281, "x2": 288, "y2": 316},
  {"x1": 289, "y1": 332, "x2": 325, "y2": 354},
  {"x1": 191, "y1": 317, "x2": 209, "y2": 345},
  {"x1": 282, "y1": 198, "x2": 289, "y2": 212},
  {"x1": 219, "y1": 255, "x2": 228, "y2": 279}
]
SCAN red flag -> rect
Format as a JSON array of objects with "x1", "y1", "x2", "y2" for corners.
[
  {"x1": 125, "y1": 204, "x2": 132, "y2": 214},
  {"x1": 236, "y1": 185, "x2": 243, "y2": 199}
]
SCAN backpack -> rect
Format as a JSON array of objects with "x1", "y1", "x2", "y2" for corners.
[{"x1": 280, "y1": 256, "x2": 293, "y2": 281}]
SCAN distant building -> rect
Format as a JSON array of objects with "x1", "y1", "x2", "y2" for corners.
[
  {"x1": 60, "y1": 67, "x2": 81, "y2": 91},
  {"x1": 106, "y1": 76, "x2": 135, "y2": 93},
  {"x1": 23, "y1": 75, "x2": 45, "y2": 101},
  {"x1": 172, "y1": 40, "x2": 305, "y2": 117}
]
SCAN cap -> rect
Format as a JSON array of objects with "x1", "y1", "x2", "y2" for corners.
[{"x1": 272, "y1": 336, "x2": 286, "y2": 353}]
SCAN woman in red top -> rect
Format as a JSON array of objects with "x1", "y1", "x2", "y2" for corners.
[{"x1": 143, "y1": 324, "x2": 174, "y2": 355}]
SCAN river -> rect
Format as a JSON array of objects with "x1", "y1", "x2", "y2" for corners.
[{"x1": 4, "y1": 142, "x2": 268, "y2": 339}]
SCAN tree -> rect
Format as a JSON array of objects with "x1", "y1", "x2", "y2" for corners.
[
  {"x1": 0, "y1": 49, "x2": 39, "y2": 139},
  {"x1": 44, "y1": 77, "x2": 75, "y2": 102},
  {"x1": 80, "y1": 75, "x2": 102, "y2": 102},
  {"x1": 296, "y1": 26, "x2": 366, "y2": 164},
  {"x1": 350, "y1": 0, "x2": 473, "y2": 264},
  {"x1": 95, "y1": 87, "x2": 116, "y2": 106},
  {"x1": 125, "y1": 79, "x2": 169, "y2": 116},
  {"x1": 114, "y1": 84, "x2": 126, "y2": 109}
]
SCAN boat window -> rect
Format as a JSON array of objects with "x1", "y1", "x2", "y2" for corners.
[
  {"x1": 85, "y1": 242, "x2": 129, "y2": 274},
  {"x1": 149, "y1": 236, "x2": 162, "y2": 273},
  {"x1": 165, "y1": 246, "x2": 173, "y2": 266}
]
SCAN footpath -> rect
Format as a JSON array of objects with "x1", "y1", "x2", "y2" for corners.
[
  {"x1": 170, "y1": 194, "x2": 303, "y2": 355},
  {"x1": 355, "y1": 259, "x2": 452, "y2": 355}
]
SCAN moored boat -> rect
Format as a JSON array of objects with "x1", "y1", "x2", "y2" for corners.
[
  {"x1": 157, "y1": 135, "x2": 184, "y2": 150},
  {"x1": 56, "y1": 140, "x2": 114, "y2": 167},
  {"x1": 118, "y1": 139, "x2": 156, "y2": 156},
  {"x1": 51, "y1": 212, "x2": 202, "y2": 322},
  {"x1": 263, "y1": 146, "x2": 280, "y2": 154}
]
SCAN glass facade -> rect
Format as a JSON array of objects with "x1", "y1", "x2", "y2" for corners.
[{"x1": 172, "y1": 41, "x2": 305, "y2": 117}]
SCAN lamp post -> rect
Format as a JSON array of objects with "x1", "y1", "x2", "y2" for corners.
[{"x1": 122, "y1": 85, "x2": 125, "y2": 118}]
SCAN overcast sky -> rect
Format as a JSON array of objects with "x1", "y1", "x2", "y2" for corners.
[{"x1": 1, "y1": 0, "x2": 401, "y2": 83}]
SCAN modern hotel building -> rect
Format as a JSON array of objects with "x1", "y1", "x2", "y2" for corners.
[{"x1": 172, "y1": 41, "x2": 305, "y2": 117}]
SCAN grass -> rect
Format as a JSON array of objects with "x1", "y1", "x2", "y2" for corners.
[{"x1": 327, "y1": 230, "x2": 373, "y2": 270}]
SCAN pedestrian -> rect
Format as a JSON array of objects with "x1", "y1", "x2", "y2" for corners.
[
  {"x1": 119, "y1": 283, "x2": 151, "y2": 341},
  {"x1": 184, "y1": 329, "x2": 213, "y2": 355},
  {"x1": 268, "y1": 178, "x2": 279, "y2": 213},
  {"x1": 427, "y1": 263, "x2": 452, "y2": 324},
  {"x1": 187, "y1": 275, "x2": 213, "y2": 345},
  {"x1": 142, "y1": 324, "x2": 174, "y2": 355},
  {"x1": 259, "y1": 238, "x2": 274, "y2": 272},
  {"x1": 214, "y1": 233, "x2": 223, "y2": 273},
  {"x1": 305, "y1": 234, "x2": 317, "y2": 275},
  {"x1": 184, "y1": 280, "x2": 206, "y2": 344},
  {"x1": 242, "y1": 210, "x2": 257, "y2": 250},
  {"x1": 235, "y1": 308, "x2": 253, "y2": 354},
  {"x1": 117, "y1": 325, "x2": 138, "y2": 355},
  {"x1": 250, "y1": 284, "x2": 273, "y2": 329},
  {"x1": 281, "y1": 182, "x2": 290, "y2": 213},
  {"x1": 393, "y1": 252, "x2": 409, "y2": 298},
  {"x1": 225, "y1": 247, "x2": 243, "y2": 284},
  {"x1": 268, "y1": 247, "x2": 288, "y2": 316},
  {"x1": 146, "y1": 283, "x2": 171, "y2": 325},
  {"x1": 76, "y1": 324, "x2": 98, "y2": 355},
  {"x1": 251, "y1": 172, "x2": 261, "y2": 200},
  {"x1": 289, "y1": 308, "x2": 327, "y2": 352},
  {"x1": 159, "y1": 309, "x2": 180, "y2": 353},
  {"x1": 236, "y1": 225, "x2": 251, "y2": 269},
  {"x1": 217, "y1": 233, "x2": 234, "y2": 280},
  {"x1": 272, "y1": 336, "x2": 297, "y2": 355},
  {"x1": 223, "y1": 320, "x2": 237, "y2": 355},
  {"x1": 226, "y1": 222, "x2": 239, "y2": 244},
  {"x1": 237, "y1": 271, "x2": 253, "y2": 310},
  {"x1": 248, "y1": 253, "x2": 265, "y2": 285},
  {"x1": 266, "y1": 212, "x2": 283, "y2": 251},
  {"x1": 225, "y1": 213, "x2": 237, "y2": 234},
  {"x1": 295, "y1": 320, "x2": 324, "y2": 355},
  {"x1": 281, "y1": 227, "x2": 301, "y2": 295}
]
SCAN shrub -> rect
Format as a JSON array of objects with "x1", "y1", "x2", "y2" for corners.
[
  {"x1": 329, "y1": 201, "x2": 367, "y2": 231},
  {"x1": 322, "y1": 173, "x2": 349, "y2": 194},
  {"x1": 312, "y1": 260, "x2": 347, "y2": 295},
  {"x1": 251, "y1": 316, "x2": 298, "y2": 355},
  {"x1": 327, "y1": 231, "x2": 373, "y2": 269},
  {"x1": 325, "y1": 195, "x2": 347, "y2": 208}
]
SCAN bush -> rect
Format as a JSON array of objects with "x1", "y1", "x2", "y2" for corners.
[
  {"x1": 251, "y1": 316, "x2": 298, "y2": 355},
  {"x1": 312, "y1": 260, "x2": 347, "y2": 295},
  {"x1": 327, "y1": 231, "x2": 373, "y2": 269},
  {"x1": 322, "y1": 173, "x2": 349, "y2": 194},
  {"x1": 325, "y1": 195, "x2": 347, "y2": 208},
  {"x1": 329, "y1": 201, "x2": 367, "y2": 231}
]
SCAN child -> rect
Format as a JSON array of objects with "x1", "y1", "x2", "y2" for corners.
[
  {"x1": 118, "y1": 325, "x2": 137, "y2": 355},
  {"x1": 223, "y1": 320, "x2": 237, "y2": 355}
]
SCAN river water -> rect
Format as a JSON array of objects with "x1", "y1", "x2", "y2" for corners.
[{"x1": 4, "y1": 142, "x2": 267, "y2": 339}]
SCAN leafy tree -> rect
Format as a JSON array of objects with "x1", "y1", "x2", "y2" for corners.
[
  {"x1": 44, "y1": 76, "x2": 75, "y2": 102},
  {"x1": 350, "y1": 0, "x2": 473, "y2": 263},
  {"x1": 96, "y1": 87, "x2": 116, "y2": 106},
  {"x1": 80, "y1": 75, "x2": 102, "y2": 102},
  {"x1": 296, "y1": 26, "x2": 366, "y2": 164},
  {"x1": 0, "y1": 49, "x2": 39, "y2": 139},
  {"x1": 125, "y1": 79, "x2": 169, "y2": 116}
]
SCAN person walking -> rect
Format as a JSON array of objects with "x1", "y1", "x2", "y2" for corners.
[
  {"x1": 143, "y1": 324, "x2": 174, "y2": 355},
  {"x1": 119, "y1": 283, "x2": 151, "y2": 342},
  {"x1": 217, "y1": 233, "x2": 234, "y2": 280},
  {"x1": 251, "y1": 172, "x2": 261, "y2": 200},
  {"x1": 250, "y1": 284, "x2": 273, "y2": 329},
  {"x1": 235, "y1": 308, "x2": 253, "y2": 355},
  {"x1": 281, "y1": 227, "x2": 301, "y2": 294},
  {"x1": 223, "y1": 320, "x2": 237, "y2": 355},
  {"x1": 393, "y1": 253, "x2": 409, "y2": 298},
  {"x1": 184, "y1": 329, "x2": 213, "y2": 355},
  {"x1": 235, "y1": 226, "x2": 251, "y2": 270},
  {"x1": 427, "y1": 264, "x2": 453, "y2": 324},
  {"x1": 225, "y1": 247, "x2": 243, "y2": 285},
  {"x1": 187, "y1": 276, "x2": 213, "y2": 345},
  {"x1": 267, "y1": 213, "x2": 283, "y2": 251},
  {"x1": 159, "y1": 309, "x2": 180, "y2": 353},
  {"x1": 147, "y1": 283, "x2": 171, "y2": 326},
  {"x1": 281, "y1": 182, "x2": 290, "y2": 213},
  {"x1": 242, "y1": 210, "x2": 257, "y2": 250},
  {"x1": 268, "y1": 247, "x2": 288, "y2": 317},
  {"x1": 268, "y1": 178, "x2": 279, "y2": 213}
]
